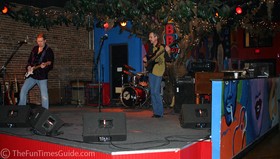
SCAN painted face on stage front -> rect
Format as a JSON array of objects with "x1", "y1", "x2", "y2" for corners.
[
  {"x1": 224, "y1": 80, "x2": 238, "y2": 126},
  {"x1": 249, "y1": 79, "x2": 264, "y2": 137}
]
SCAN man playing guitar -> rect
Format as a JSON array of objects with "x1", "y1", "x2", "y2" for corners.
[
  {"x1": 18, "y1": 33, "x2": 54, "y2": 109},
  {"x1": 143, "y1": 31, "x2": 171, "y2": 118}
]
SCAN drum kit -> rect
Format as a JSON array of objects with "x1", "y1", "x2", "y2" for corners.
[{"x1": 120, "y1": 64, "x2": 150, "y2": 108}]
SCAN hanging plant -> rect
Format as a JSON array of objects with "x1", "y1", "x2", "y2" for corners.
[{"x1": 2, "y1": 0, "x2": 279, "y2": 43}]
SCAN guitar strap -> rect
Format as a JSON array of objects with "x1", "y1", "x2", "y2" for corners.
[
  {"x1": 154, "y1": 44, "x2": 162, "y2": 55},
  {"x1": 39, "y1": 45, "x2": 48, "y2": 63},
  {"x1": 147, "y1": 43, "x2": 160, "y2": 59}
]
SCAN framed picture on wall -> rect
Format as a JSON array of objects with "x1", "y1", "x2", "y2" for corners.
[{"x1": 244, "y1": 31, "x2": 273, "y2": 48}]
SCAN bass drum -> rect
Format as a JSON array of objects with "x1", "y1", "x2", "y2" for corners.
[{"x1": 120, "y1": 86, "x2": 147, "y2": 107}]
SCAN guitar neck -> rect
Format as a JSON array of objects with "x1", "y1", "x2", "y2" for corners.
[
  {"x1": 147, "y1": 50, "x2": 164, "y2": 65},
  {"x1": 33, "y1": 61, "x2": 51, "y2": 71},
  {"x1": 145, "y1": 39, "x2": 180, "y2": 70},
  {"x1": 147, "y1": 40, "x2": 179, "y2": 64},
  {"x1": 33, "y1": 65, "x2": 42, "y2": 71}
]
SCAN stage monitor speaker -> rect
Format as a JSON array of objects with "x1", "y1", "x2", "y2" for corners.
[
  {"x1": 0, "y1": 105, "x2": 31, "y2": 127},
  {"x1": 174, "y1": 79, "x2": 195, "y2": 113},
  {"x1": 83, "y1": 112, "x2": 127, "y2": 142},
  {"x1": 179, "y1": 104, "x2": 211, "y2": 128},
  {"x1": 29, "y1": 107, "x2": 64, "y2": 136}
]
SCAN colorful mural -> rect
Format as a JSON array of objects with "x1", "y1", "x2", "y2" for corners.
[{"x1": 212, "y1": 77, "x2": 279, "y2": 159}]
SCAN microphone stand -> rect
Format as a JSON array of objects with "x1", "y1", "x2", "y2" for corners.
[
  {"x1": 1, "y1": 42, "x2": 25, "y2": 106},
  {"x1": 96, "y1": 37, "x2": 106, "y2": 112}
]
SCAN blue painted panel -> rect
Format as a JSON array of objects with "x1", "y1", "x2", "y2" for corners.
[
  {"x1": 94, "y1": 22, "x2": 143, "y2": 82},
  {"x1": 211, "y1": 81, "x2": 223, "y2": 159}
]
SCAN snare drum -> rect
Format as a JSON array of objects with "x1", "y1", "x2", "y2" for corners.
[{"x1": 120, "y1": 86, "x2": 147, "y2": 107}]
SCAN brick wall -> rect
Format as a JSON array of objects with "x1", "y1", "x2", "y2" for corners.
[{"x1": 0, "y1": 14, "x2": 94, "y2": 105}]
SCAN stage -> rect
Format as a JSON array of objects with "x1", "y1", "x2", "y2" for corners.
[{"x1": 0, "y1": 105, "x2": 212, "y2": 159}]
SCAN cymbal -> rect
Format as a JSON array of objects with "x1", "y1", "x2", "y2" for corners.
[
  {"x1": 123, "y1": 70, "x2": 133, "y2": 76},
  {"x1": 137, "y1": 71, "x2": 148, "y2": 75},
  {"x1": 124, "y1": 64, "x2": 136, "y2": 71}
]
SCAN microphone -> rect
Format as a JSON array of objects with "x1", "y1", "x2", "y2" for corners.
[
  {"x1": 101, "y1": 34, "x2": 108, "y2": 40},
  {"x1": 18, "y1": 36, "x2": 29, "y2": 44},
  {"x1": 18, "y1": 40, "x2": 28, "y2": 44}
]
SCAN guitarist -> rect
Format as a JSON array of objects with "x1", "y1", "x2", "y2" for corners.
[
  {"x1": 143, "y1": 31, "x2": 171, "y2": 118},
  {"x1": 18, "y1": 33, "x2": 54, "y2": 109}
]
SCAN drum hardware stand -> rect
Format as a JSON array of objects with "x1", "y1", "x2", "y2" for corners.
[
  {"x1": 121, "y1": 74, "x2": 124, "y2": 86},
  {"x1": 1, "y1": 40, "x2": 25, "y2": 106},
  {"x1": 115, "y1": 73, "x2": 125, "y2": 106},
  {"x1": 139, "y1": 93, "x2": 151, "y2": 109},
  {"x1": 96, "y1": 34, "x2": 107, "y2": 112}
]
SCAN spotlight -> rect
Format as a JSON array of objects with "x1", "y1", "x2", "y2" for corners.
[
  {"x1": 103, "y1": 22, "x2": 109, "y2": 29},
  {"x1": 1, "y1": 6, "x2": 8, "y2": 14},
  {"x1": 120, "y1": 21, "x2": 127, "y2": 27},
  {"x1": 215, "y1": 12, "x2": 219, "y2": 17},
  {"x1": 235, "y1": 6, "x2": 242, "y2": 15}
]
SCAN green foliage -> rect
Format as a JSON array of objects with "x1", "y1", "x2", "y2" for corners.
[{"x1": 3, "y1": 0, "x2": 278, "y2": 38}]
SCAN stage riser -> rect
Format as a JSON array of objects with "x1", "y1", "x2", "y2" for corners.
[{"x1": 0, "y1": 133, "x2": 212, "y2": 159}]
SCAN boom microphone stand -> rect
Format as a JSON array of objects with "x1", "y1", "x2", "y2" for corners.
[
  {"x1": 96, "y1": 34, "x2": 108, "y2": 112},
  {"x1": 1, "y1": 41, "x2": 26, "y2": 106}
]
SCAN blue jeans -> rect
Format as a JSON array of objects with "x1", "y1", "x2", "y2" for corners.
[
  {"x1": 18, "y1": 78, "x2": 49, "y2": 109},
  {"x1": 148, "y1": 73, "x2": 163, "y2": 116}
]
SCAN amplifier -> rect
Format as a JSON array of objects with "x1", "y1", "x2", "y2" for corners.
[
  {"x1": 174, "y1": 78, "x2": 195, "y2": 113},
  {"x1": 86, "y1": 83, "x2": 110, "y2": 106}
]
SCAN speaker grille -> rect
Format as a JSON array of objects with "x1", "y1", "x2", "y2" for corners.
[
  {"x1": 180, "y1": 104, "x2": 211, "y2": 128},
  {"x1": 83, "y1": 112, "x2": 127, "y2": 142},
  {"x1": 0, "y1": 105, "x2": 31, "y2": 127},
  {"x1": 174, "y1": 80, "x2": 195, "y2": 113},
  {"x1": 29, "y1": 107, "x2": 64, "y2": 136}
]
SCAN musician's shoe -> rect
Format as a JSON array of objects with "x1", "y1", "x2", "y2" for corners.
[{"x1": 152, "y1": 114, "x2": 163, "y2": 118}]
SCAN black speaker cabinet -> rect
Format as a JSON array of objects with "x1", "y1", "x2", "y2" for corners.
[
  {"x1": 29, "y1": 107, "x2": 64, "y2": 136},
  {"x1": 83, "y1": 112, "x2": 127, "y2": 142},
  {"x1": 0, "y1": 105, "x2": 31, "y2": 127},
  {"x1": 174, "y1": 79, "x2": 195, "y2": 113},
  {"x1": 179, "y1": 104, "x2": 211, "y2": 128}
]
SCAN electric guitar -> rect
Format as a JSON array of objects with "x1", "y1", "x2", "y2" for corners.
[
  {"x1": 4, "y1": 81, "x2": 13, "y2": 105},
  {"x1": 11, "y1": 75, "x2": 20, "y2": 105},
  {"x1": 25, "y1": 61, "x2": 51, "y2": 78},
  {"x1": 145, "y1": 39, "x2": 180, "y2": 72}
]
